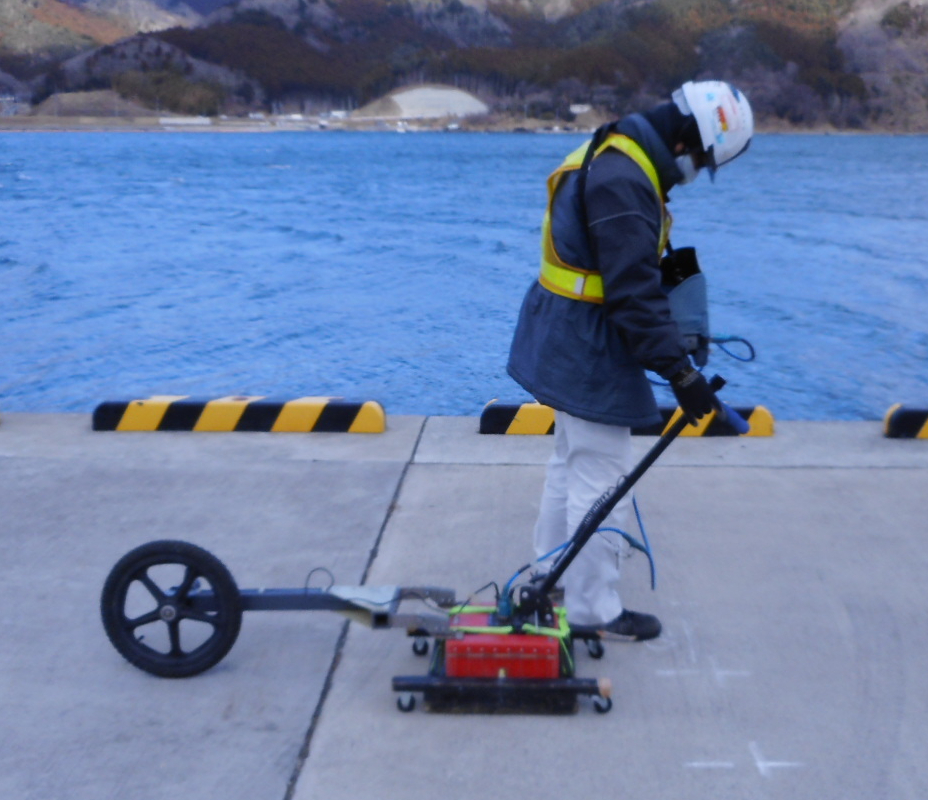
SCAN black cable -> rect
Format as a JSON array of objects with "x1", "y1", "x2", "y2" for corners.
[{"x1": 303, "y1": 566, "x2": 335, "y2": 593}]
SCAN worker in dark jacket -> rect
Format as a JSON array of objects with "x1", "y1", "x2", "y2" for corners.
[{"x1": 508, "y1": 81, "x2": 754, "y2": 641}]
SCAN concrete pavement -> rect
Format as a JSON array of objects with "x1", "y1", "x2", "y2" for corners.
[{"x1": 0, "y1": 412, "x2": 926, "y2": 799}]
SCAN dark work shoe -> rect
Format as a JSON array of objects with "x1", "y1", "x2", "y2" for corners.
[{"x1": 571, "y1": 609, "x2": 662, "y2": 642}]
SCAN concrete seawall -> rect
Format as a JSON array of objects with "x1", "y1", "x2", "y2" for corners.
[{"x1": 1, "y1": 413, "x2": 925, "y2": 800}]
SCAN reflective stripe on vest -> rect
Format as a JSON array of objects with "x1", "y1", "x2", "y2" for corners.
[{"x1": 539, "y1": 134, "x2": 671, "y2": 304}]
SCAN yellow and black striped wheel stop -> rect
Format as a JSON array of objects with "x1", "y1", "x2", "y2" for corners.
[
  {"x1": 480, "y1": 402, "x2": 774, "y2": 436},
  {"x1": 883, "y1": 405, "x2": 928, "y2": 439},
  {"x1": 646, "y1": 406, "x2": 775, "y2": 437},
  {"x1": 92, "y1": 396, "x2": 386, "y2": 433},
  {"x1": 480, "y1": 401, "x2": 555, "y2": 434}
]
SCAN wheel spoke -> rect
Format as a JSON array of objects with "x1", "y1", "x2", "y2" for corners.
[
  {"x1": 179, "y1": 608, "x2": 220, "y2": 627},
  {"x1": 138, "y1": 571, "x2": 167, "y2": 604},
  {"x1": 173, "y1": 566, "x2": 198, "y2": 601},
  {"x1": 127, "y1": 609, "x2": 161, "y2": 630},
  {"x1": 167, "y1": 619, "x2": 184, "y2": 657}
]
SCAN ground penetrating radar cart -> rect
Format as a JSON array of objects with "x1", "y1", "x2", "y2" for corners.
[{"x1": 101, "y1": 376, "x2": 747, "y2": 714}]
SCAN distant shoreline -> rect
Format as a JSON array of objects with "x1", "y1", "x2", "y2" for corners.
[{"x1": 0, "y1": 114, "x2": 920, "y2": 135}]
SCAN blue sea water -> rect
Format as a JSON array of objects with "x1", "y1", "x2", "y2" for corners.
[{"x1": 1, "y1": 130, "x2": 927, "y2": 420}]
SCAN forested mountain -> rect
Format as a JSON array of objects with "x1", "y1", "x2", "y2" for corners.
[{"x1": 2, "y1": 0, "x2": 928, "y2": 130}]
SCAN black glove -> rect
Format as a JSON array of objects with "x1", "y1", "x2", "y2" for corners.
[{"x1": 670, "y1": 367, "x2": 715, "y2": 425}]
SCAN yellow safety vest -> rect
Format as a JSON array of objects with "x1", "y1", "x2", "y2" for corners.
[{"x1": 539, "y1": 134, "x2": 671, "y2": 304}]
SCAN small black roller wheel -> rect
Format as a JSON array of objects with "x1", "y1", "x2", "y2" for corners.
[
  {"x1": 593, "y1": 695, "x2": 613, "y2": 714},
  {"x1": 586, "y1": 638, "x2": 605, "y2": 659},
  {"x1": 101, "y1": 540, "x2": 242, "y2": 678},
  {"x1": 396, "y1": 693, "x2": 416, "y2": 712},
  {"x1": 412, "y1": 637, "x2": 429, "y2": 656}
]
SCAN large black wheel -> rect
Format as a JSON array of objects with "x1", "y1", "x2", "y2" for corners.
[{"x1": 101, "y1": 540, "x2": 243, "y2": 678}]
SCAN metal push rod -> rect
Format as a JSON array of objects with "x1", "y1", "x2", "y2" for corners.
[
  {"x1": 534, "y1": 375, "x2": 726, "y2": 600},
  {"x1": 186, "y1": 585, "x2": 458, "y2": 634}
]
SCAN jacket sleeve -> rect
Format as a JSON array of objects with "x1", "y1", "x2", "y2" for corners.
[{"x1": 584, "y1": 150, "x2": 691, "y2": 380}]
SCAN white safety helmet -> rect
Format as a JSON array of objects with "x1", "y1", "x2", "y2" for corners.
[{"x1": 672, "y1": 80, "x2": 753, "y2": 176}]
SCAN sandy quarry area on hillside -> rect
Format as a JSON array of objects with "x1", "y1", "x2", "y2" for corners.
[{"x1": 353, "y1": 85, "x2": 490, "y2": 119}]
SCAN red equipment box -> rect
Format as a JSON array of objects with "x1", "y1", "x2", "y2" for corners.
[{"x1": 444, "y1": 613, "x2": 562, "y2": 680}]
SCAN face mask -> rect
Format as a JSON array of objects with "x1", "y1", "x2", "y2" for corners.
[{"x1": 675, "y1": 153, "x2": 700, "y2": 185}]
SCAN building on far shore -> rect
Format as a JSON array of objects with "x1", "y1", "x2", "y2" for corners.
[{"x1": 0, "y1": 94, "x2": 29, "y2": 116}]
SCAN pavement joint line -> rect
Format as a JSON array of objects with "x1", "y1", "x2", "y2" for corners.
[
  {"x1": 282, "y1": 619, "x2": 351, "y2": 800},
  {"x1": 357, "y1": 416, "x2": 428, "y2": 585},
  {"x1": 281, "y1": 416, "x2": 428, "y2": 800}
]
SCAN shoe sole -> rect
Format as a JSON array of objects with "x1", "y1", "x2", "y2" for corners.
[
  {"x1": 570, "y1": 626, "x2": 658, "y2": 643},
  {"x1": 597, "y1": 629, "x2": 653, "y2": 643}
]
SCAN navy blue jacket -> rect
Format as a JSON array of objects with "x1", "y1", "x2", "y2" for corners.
[{"x1": 507, "y1": 115, "x2": 691, "y2": 427}]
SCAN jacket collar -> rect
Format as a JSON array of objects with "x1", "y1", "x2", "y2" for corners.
[{"x1": 617, "y1": 113, "x2": 684, "y2": 196}]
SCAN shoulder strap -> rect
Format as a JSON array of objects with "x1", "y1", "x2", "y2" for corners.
[
  {"x1": 575, "y1": 122, "x2": 671, "y2": 261},
  {"x1": 575, "y1": 121, "x2": 618, "y2": 237}
]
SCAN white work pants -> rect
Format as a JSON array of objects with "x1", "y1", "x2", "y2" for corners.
[{"x1": 533, "y1": 411, "x2": 634, "y2": 626}]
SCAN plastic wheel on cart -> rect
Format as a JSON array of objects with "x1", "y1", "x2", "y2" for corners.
[
  {"x1": 593, "y1": 695, "x2": 613, "y2": 714},
  {"x1": 396, "y1": 693, "x2": 416, "y2": 712},
  {"x1": 101, "y1": 540, "x2": 243, "y2": 678},
  {"x1": 586, "y1": 638, "x2": 605, "y2": 659}
]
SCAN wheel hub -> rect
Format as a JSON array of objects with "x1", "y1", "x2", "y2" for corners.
[{"x1": 159, "y1": 604, "x2": 178, "y2": 622}]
